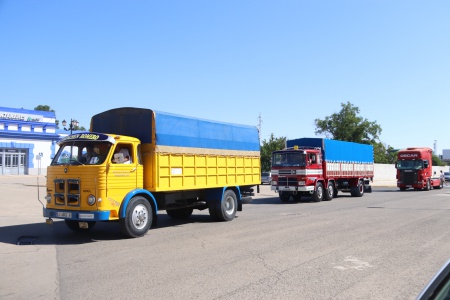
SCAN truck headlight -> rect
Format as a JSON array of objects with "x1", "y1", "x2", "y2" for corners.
[
  {"x1": 87, "y1": 195, "x2": 96, "y2": 206},
  {"x1": 298, "y1": 181, "x2": 305, "y2": 186},
  {"x1": 45, "y1": 193, "x2": 52, "y2": 203}
]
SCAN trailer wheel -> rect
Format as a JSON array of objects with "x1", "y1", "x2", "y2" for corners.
[
  {"x1": 65, "y1": 220, "x2": 96, "y2": 232},
  {"x1": 209, "y1": 189, "x2": 237, "y2": 222},
  {"x1": 166, "y1": 207, "x2": 194, "y2": 219},
  {"x1": 324, "y1": 182, "x2": 334, "y2": 201},
  {"x1": 313, "y1": 182, "x2": 324, "y2": 202},
  {"x1": 120, "y1": 196, "x2": 152, "y2": 238},
  {"x1": 351, "y1": 180, "x2": 364, "y2": 197},
  {"x1": 279, "y1": 192, "x2": 290, "y2": 202}
]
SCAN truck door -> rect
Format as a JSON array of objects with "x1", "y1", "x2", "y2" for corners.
[{"x1": 107, "y1": 143, "x2": 138, "y2": 201}]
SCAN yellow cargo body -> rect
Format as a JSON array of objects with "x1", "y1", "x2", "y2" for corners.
[{"x1": 142, "y1": 144, "x2": 260, "y2": 191}]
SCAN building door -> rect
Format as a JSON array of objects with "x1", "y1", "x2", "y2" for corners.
[{"x1": 1, "y1": 149, "x2": 26, "y2": 175}]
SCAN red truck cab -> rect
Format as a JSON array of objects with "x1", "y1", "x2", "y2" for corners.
[{"x1": 396, "y1": 147, "x2": 443, "y2": 191}]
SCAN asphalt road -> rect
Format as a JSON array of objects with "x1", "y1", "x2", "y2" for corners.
[{"x1": 1, "y1": 176, "x2": 450, "y2": 300}]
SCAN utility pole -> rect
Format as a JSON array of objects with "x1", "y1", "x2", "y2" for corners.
[{"x1": 257, "y1": 113, "x2": 262, "y2": 141}]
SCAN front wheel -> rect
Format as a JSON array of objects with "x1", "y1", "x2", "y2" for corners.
[
  {"x1": 313, "y1": 182, "x2": 324, "y2": 202},
  {"x1": 120, "y1": 196, "x2": 152, "y2": 238},
  {"x1": 279, "y1": 192, "x2": 290, "y2": 202},
  {"x1": 425, "y1": 180, "x2": 431, "y2": 191},
  {"x1": 209, "y1": 189, "x2": 237, "y2": 221}
]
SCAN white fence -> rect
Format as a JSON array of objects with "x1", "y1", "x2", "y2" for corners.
[{"x1": 373, "y1": 164, "x2": 449, "y2": 187}]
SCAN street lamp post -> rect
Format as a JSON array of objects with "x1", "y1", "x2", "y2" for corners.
[{"x1": 62, "y1": 119, "x2": 79, "y2": 134}]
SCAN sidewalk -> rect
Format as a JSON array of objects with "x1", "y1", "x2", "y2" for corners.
[{"x1": 0, "y1": 175, "x2": 59, "y2": 299}]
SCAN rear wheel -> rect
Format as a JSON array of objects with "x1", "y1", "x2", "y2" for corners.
[
  {"x1": 324, "y1": 182, "x2": 334, "y2": 201},
  {"x1": 120, "y1": 196, "x2": 152, "y2": 238},
  {"x1": 209, "y1": 190, "x2": 237, "y2": 221},
  {"x1": 312, "y1": 182, "x2": 324, "y2": 202},
  {"x1": 351, "y1": 180, "x2": 364, "y2": 197}
]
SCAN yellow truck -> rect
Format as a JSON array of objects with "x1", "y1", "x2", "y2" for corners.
[{"x1": 43, "y1": 108, "x2": 261, "y2": 237}]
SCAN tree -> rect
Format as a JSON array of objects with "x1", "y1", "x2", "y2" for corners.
[
  {"x1": 34, "y1": 105, "x2": 55, "y2": 112},
  {"x1": 373, "y1": 142, "x2": 397, "y2": 164},
  {"x1": 314, "y1": 102, "x2": 381, "y2": 144},
  {"x1": 432, "y1": 154, "x2": 446, "y2": 166},
  {"x1": 314, "y1": 102, "x2": 393, "y2": 163},
  {"x1": 260, "y1": 134, "x2": 286, "y2": 172}
]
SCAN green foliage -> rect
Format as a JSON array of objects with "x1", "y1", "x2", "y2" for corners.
[
  {"x1": 314, "y1": 101, "x2": 393, "y2": 163},
  {"x1": 373, "y1": 143, "x2": 397, "y2": 164},
  {"x1": 34, "y1": 105, "x2": 55, "y2": 112},
  {"x1": 260, "y1": 134, "x2": 286, "y2": 171},
  {"x1": 314, "y1": 101, "x2": 381, "y2": 144},
  {"x1": 432, "y1": 154, "x2": 446, "y2": 166}
]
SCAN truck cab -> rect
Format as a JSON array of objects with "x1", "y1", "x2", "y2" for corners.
[
  {"x1": 44, "y1": 133, "x2": 149, "y2": 234},
  {"x1": 396, "y1": 147, "x2": 442, "y2": 191}
]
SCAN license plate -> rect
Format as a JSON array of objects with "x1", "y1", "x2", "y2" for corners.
[{"x1": 57, "y1": 212, "x2": 72, "y2": 218}]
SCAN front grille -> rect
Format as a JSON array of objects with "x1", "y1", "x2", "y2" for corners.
[
  {"x1": 54, "y1": 179, "x2": 80, "y2": 206},
  {"x1": 400, "y1": 171, "x2": 418, "y2": 184},
  {"x1": 278, "y1": 177, "x2": 298, "y2": 186}
]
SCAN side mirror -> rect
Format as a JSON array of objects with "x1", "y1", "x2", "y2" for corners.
[{"x1": 424, "y1": 161, "x2": 429, "y2": 168}]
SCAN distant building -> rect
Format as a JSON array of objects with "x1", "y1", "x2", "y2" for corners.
[
  {"x1": 0, "y1": 106, "x2": 60, "y2": 175},
  {"x1": 443, "y1": 149, "x2": 450, "y2": 161}
]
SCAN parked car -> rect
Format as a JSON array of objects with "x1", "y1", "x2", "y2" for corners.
[
  {"x1": 444, "y1": 172, "x2": 450, "y2": 181},
  {"x1": 261, "y1": 172, "x2": 271, "y2": 185}
]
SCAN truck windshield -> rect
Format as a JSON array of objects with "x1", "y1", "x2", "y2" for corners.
[
  {"x1": 51, "y1": 141, "x2": 113, "y2": 165},
  {"x1": 396, "y1": 160, "x2": 423, "y2": 170},
  {"x1": 272, "y1": 152, "x2": 305, "y2": 167}
]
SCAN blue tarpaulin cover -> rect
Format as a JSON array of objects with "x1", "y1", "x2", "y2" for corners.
[
  {"x1": 91, "y1": 107, "x2": 260, "y2": 151},
  {"x1": 286, "y1": 138, "x2": 373, "y2": 163}
]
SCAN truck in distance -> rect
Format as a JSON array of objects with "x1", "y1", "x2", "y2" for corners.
[
  {"x1": 270, "y1": 138, "x2": 374, "y2": 202},
  {"x1": 396, "y1": 147, "x2": 443, "y2": 191},
  {"x1": 43, "y1": 107, "x2": 261, "y2": 238}
]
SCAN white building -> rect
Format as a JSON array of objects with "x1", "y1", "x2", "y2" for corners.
[{"x1": 0, "y1": 106, "x2": 61, "y2": 175}]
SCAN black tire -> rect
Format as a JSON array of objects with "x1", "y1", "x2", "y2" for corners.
[
  {"x1": 279, "y1": 192, "x2": 290, "y2": 202},
  {"x1": 64, "y1": 220, "x2": 96, "y2": 232},
  {"x1": 333, "y1": 186, "x2": 338, "y2": 198},
  {"x1": 166, "y1": 207, "x2": 194, "y2": 219},
  {"x1": 400, "y1": 187, "x2": 406, "y2": 191},
  {"x1": 120, "y1": 196, "x2": 152, "y2": 238},
  {"x1": 425, "y1": 180, "x2": 431, "y2": 191},
  {"x1": 209, "y1": 189, "x2": 237, "y2": 222},
  {"x1": 324, "y1": 182, "x2": 334, "y2": 201},
  {"x1": 313, "y1": 182, "x2": 324, "y2": 202},
  {"x1": 351, "y1": 180, "x2": 364, "y2": 197}
]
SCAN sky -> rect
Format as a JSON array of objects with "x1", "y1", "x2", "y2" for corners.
[{"x1": 1, "y1": 1, "x2": 449, "y2": 155}]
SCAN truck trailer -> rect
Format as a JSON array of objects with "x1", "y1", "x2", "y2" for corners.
[
  {"x1": 270, "y1": 138, "x2": 374, "y2": 202},
  {"x1": 43, "y1": 107, "x2": 261, "y2": 237},
  {"x1": 396, "y1": 147, "x2": 443, "y2": 191}
]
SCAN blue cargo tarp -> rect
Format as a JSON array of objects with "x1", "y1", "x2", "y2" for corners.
[
  {"x1": 286, "y1": 138, "x2": 373, "y2": 163},
  {"x1": 91, "y1": 107, "x2": 260, "y2": 151}
]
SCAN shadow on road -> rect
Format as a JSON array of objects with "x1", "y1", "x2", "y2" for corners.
[{"x1": 0, "y1": 214, "x2": 217, "y2": 246}]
